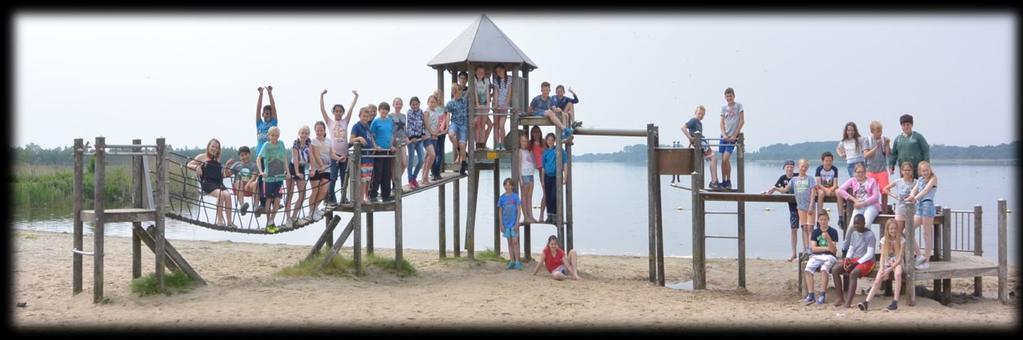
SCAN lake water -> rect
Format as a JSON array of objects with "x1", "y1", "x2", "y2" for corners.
[{"x1": 13, "y1": 161, "x2": 1018, "y2": 264}]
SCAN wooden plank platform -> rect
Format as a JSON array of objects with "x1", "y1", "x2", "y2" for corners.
[
  {"x1": 913, "y1": 253, "x2": 999, "y2": 281},
  {"x1": 519, "y1": 116, "x2": 554, "y2": 126},
  {"x1": 81, "y1": 208, "x2": 156, "y2": 224},
  {"x1": 697, "y1": 190, "x2": 945, "y2": 224},
  {"x1": 333, "y1": 172, "x2": 466, "y2": 213}
]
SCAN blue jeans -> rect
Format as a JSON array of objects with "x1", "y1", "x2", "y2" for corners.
[
  {"x1": 407, "y1": 139, "x2": 425, "y2": 181},
  {"x1": 846, "y1": 161, "x2": 864, "y2": 178},
  {"x1": 328, "y1": 158, "x2": 348, "y2": 203},
  {"x1": 432, "y1": 135, "x2": 446, "y2": 177}
]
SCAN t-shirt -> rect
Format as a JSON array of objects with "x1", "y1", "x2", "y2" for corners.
[
  {"x1": 406, "y1": 108, "x2": 425, "y2": 138},
  {"x1": 684, "y1": 117, "x2": 703, "y2": 137},
  {"x1": 446, "y1": 95, "x2": 468, "y2": 127},
  {"x1": 228, "y1": 160, "x2": 258, "y2": 182},
  {"x1": 370, "y1": 116, "x2": 395, "y2": 149},
  {"x1": 543, "y1": 246, "x2": 565, "y2": 273},
  {"x1": 531, "y1": 144, "x2": 544, "y2": 170},
  {"x1": 816, "y1": 165, "x2": 839, "y2": 187},
  {"x1": 328, "y1": 117, "x2": 350, "y2": 160},
  {"x1": 810, "y1": 227, "x2": 840, "y2": 256},
  {"x1": 530, "y1": 95, "x2": 554, "y2": 116},
  {"x1": 543, "y1": 146, "x2": 568, "y2": 176},
  {"x1": 775, "y1": 173, "x2": 797, "y2": 210},
  {"x1": 791, "y1": 175, "x2": 815, "y2": 210},
  {"x1": 255, "y1": 117, "x2": 278, "y2": 155},
  {"x1": 351, "y1": 121, "x2": 374, "y2": 164},
  {"x1": 720, "y1": 102, "x2": 744, "y2": 137},
  {"x1": 474, "y1": 77, "x2": 492, "y2": 107},
  {"x1": 257, "y1": 141, "x2": 288, "y2": 183},
  {"x1": 915, "y1": 176, "x2": 937, "y2": 202},
  {"x1": 310, "y1": 136, "x2": 332, "y2": 171},
  {"x1": 552, "y1": 94, "x2": 579, "y2": 110},
  {"x1": 390, "y1": 112, "x2": 409, "y2": 146},
  {"x1": 847, "y1": 229, "x2": 877, "y2": 260},
  {"x1": 291, "y1": 138, "x2": 311, "y2": 167},
  {"x1": 838, "y1": 137, "x2": 866, "y2": 164},
  {"x1": 493, "y1": 76, "x2": 512, "y2": 110},
  {"x1": 497, "y1": 192, "x2": 521, "y2": 229},
  {"x1": 520, "y1": 149, "x2": 536, "y2": 176},
  {"x1": 892, "y1": 178, "x2": 915, "y2": 206},
  {"x1": 863, "y1": 135, "x2": 889, "y2": 173},
  {"x1": 427, "y1": 106, "x2": 445, "y2": 134}
]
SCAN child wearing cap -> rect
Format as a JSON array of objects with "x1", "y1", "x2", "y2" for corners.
[{"x1": 763, "y1": 159, "x2": 799, "y2": 261}]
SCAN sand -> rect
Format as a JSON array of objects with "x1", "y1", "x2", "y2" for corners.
[{"x1": 12, "y1": 229, "x2": 1018, "y2": 330}]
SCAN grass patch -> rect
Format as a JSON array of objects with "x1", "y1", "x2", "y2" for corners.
[
  {"x1": 276, "y1": 253, "x2": 354, "y2": 278},
  {"x1": 439, "y1": 248, "x2": 506, "y2": 265},
  {"x1": 129, "y1": 270, "x2": 198, "y2": 297},
  {"x1": 366, "y1": 254, "x2": 417, "y2": 277},
  {"x1": 15, "y1": 232, "x2": 38, "y2": 240}
]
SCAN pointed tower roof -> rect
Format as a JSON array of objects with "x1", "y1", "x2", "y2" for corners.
[{"x1": 428, "y1": 14, "x2": 538, "y2": 71}]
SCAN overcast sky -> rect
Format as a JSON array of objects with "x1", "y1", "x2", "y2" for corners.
[{"x1": 14, "y1": 12, "x2": 1016, "y2": 155}]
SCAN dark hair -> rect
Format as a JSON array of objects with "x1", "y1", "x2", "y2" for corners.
[
  {"x1": 378, "y1": 102, "x2": 390, "y2": 111},
  {"x1": 503, "y1": 177, "x2": 513, "y2": 187},
  {"x1": 314, "y1": 121, "x2": 327, "y2": 131},
  {"x1": 410, "y1": 96, "x2": 420, "y2": 104},
  {"x1": 724, "y1": 87, "x2": 735, "y2": 96},
  {"x1": 547, "y1": 235, "x2": 559, "y2": 244},
  {"x1": 263, "y1": 104, "x2": 272, "y2": 113},
  {"x1": 818, "y1": 210, "x2": 829, "y2": 218},
  {"x1": 238, "y1": 146, "x2": 251, "y2": 154},
  {"x1": 541, "y1": 81, "x2": 551, "y2": 89},
  {"x1": 332, "y1": 104, "x2": 345, "y2": 114},
  {"x1": 457, "y1": 71, "x2": 468, "y2": 79},
  {"x1": 899, "y1": 114, "x2": 914, "y2": 125},
  {"x1": 546, "y1": 132, "x2": 556, "y2": 140},
  {"x1": 841, "y1": 122, "x2": 862, "y2": 152},
  {"x1": 493, "y1": 64, "x2": 508, "y2": 87},
  {"x1": 556, "y1": 84, "x2": 565, "y2": 91},
  {"x1": 821, "y1": 151, "x2": 834, "y2": 161},
  {"x1": 853, "y1": 213, "x2": 865, "y2": 225}
]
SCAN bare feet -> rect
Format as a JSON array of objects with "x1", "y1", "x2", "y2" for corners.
[{"x1": 787, "y1": 255, "x2": 797, "y2": 262}]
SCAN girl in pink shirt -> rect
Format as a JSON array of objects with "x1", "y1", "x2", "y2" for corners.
[{"x1": 837, "y1": 163, "x2": 881, "y2": 252}]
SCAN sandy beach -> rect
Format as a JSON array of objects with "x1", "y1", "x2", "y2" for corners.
[{"x1": 12, "y1": 229, "x2": 1017, "y2": 330}]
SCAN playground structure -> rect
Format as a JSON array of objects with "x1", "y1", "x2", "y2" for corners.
[{"x1": 69, "y1": 15, "x2": 1009, "y2": 307}]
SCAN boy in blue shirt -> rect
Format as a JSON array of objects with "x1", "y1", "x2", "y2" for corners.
[
  {"x1": 528, "y1": 82, "x2": 574, "y2": 140},
  {"x1": 541, "y1": 133, "x2": 568, "y2": 224},
  {"x1": 498, "y1": 178, "x2": 523, "y2": 270},
  {"x1": 350, "y1": 106, "x2": 375, "y2": 203},
  {"x1": 369, "y1": 102, "x2": 395, "y2": 201},
  {"x1": 254, "y1": 85, "x2": 278, "y2": 217}
]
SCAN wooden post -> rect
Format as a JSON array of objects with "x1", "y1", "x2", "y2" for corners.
[
  {"x1": 454, "y1": 177, "x2": 461, "y2": 257},
  {"x1": 352, "y1": 143, "x2": 363, "y2": 274},
  {"x1": 941, "y1": 207, "x2": 952, "y2": 304},
  {"x1": 437, "y1": 68, "x2": 445, "y2": 105},
  {"x1": 394, "y1": 147, "x2": 404, "y2": 268},
  {"x1": 131, "y1": 139, "x2": 143, "y2": 279},
  {"x1": 974, "y1": 204, "x2": 983, "y2": 297},
  {"x1": 646, "y1": 124, "x2": 657, "y2": 284},
  {"x1": 653, "y1": 126, "x2": 665, "y2": 287},
  {"x1": 905, "y1": 196, "x2": 917, "y2": 306},
  {"x1": 72, "y1": 138, "x2": 84, "y2": 295},
  {"x1": 466, "y1": 61, "x2": 478, "y2": 260},
  {"x1": 555, "y1": 120, "x2": 565, "y2": 250},
  {"x1": 92, "y1": 137, "x2": 106, "y2": 303},
  {"x1": 566, "y1": 142, "x2": 574, "y2": 252},
  {"x1": 737, "y1": 133, "x2": 746, "y2": 289},
  {"x1": 325, "y1": 210, "x2": 334, "y2": 250},
  {"x1": 439, "y1": 183, "x2": 446, "y2": 258},
  {"x1": 997, "y1": 199, "x2": 1007, "y2": 304},
  {"x1": 367, "y1": 212, "x2": 374, "y2": 256},
  {"x1": 511, "y1": 103, "x2": 522, "y2": 257},
  {"x1": 155, "y1": 138, "x2": 167, "y2": 292},
  {"x1": 691, "y1": 132, "x2": 706, "y2": 290},
  {"x1": 494, "y1": 158, "x2": 501, "y2": 255}
]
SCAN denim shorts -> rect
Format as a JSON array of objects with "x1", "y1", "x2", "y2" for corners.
[
  {"x1": 916, "y1": 199, "x2": 936, "y2": 217},
  {"x1": 718, "y1": 137, "x2": 736, "y2": 154},
  {"x1": 521, "y1": 175, "x2": 534, "y2": 184},
  {"x1": 503, "y1": 226, "x2": 518, "y2": 239},
  {"x1": 448, "y1": 121, "x2": 467, "y2": 142},
  {"x1": 422, "y1": 138, "x2": 436, "y2": 148}
]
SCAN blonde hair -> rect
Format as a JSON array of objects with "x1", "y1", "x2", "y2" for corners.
[
  {"x1": 883, "y1": 219, "x2": 901, "y2": 254},
  {"x1": 869, "y1": 120, "x2": 882, "y2": 133},
  {"x1": 918, "y1": 160, "x2": 934, "y2": 179},
  {"x1": 267, "y1": 126, "x2": 280, "y2": 137},
  {"x1": 695, "y1": 105, "x2": 706, "y2": 114},
  {"x1": 798, "y1": 158, "x2": 809, "y2": 167},
  {"x1": 298, "y1": 125, "x2": 310, "y2": 135}
]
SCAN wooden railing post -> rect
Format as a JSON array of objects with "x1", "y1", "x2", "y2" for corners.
[
  {"x1": 155, "y1": 138, "x2": 167, "y2": 292},
  {"x1": 737, "y1": 133, "x2": 746, "y2": 289},
  {"x1": 691, "y1": 132, "x2": 706, "y2": 290},
  {"x1": 394, "y1": 148, "x2": 403, "y2": 268},
  {"x1": 72, "y1": 138, "x2": 84, "y2": 295},
  {"x1": 131, "y1": 139, "x2": 143, "y2": 279},
  {"x1": 997, "y1": 199, "x2": 1007, "y2": 304},
  {"x1": 93, "y1": 137, "x2": 106, "y2": 303},
  {"x1": 646, "y1": 124, "x2": 657, "y2": 284},
  {"x1": 974, "y1": 204, "x2": 983, "y2": 297},
  {"x1": 454, "y1": 178, "x2": 461, "y2": 258},
  {"x1": 352, "y1": 143, "x2": 363, "y2": 274}
]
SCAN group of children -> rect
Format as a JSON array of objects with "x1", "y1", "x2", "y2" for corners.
[{"x1": 680, "y1": 87, "x2": 745, "y2": 190}]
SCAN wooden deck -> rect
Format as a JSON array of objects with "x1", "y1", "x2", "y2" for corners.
[
  {"x1": 81, "y1": 208, "x2": 156, "y2": 224},
  {"x1": 696, "y1": 190, "x2": 945, "y2": 224},
  {"x1": 913, "y1": 253, "x2": 999, "y2": 281},
  {"x1": 519, "y1": 116, "x2": 554, "y2": 126},
  {"x1": 333, "y1": 172, "x2": 466, "y2": 213}
]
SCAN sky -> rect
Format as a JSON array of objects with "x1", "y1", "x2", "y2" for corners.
[{"x1": 14, "y1": 12, "x2": 1017, "y2": 155}]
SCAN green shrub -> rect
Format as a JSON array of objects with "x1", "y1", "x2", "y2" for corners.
[{"x1": 130, "y1": 271, "x2": 197, "y2": 296}]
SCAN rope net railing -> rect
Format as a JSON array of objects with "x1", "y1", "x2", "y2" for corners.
[{"x1": 155, "y1": 149, "x2": 392, "y2": 234}]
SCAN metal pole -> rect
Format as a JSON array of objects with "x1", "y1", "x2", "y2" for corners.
[{"x1": 72, "y1": 138, "x2": 84, "y2": 295}]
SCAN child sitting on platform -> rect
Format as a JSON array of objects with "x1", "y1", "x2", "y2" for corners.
[
  {"x1": 830, "y1": 213, "x2": 876, "y2": 308},
  {"x1": 225, "y1": 146, "x2": 258, "y2": 216},
  {"x1": 803, "y1": 210, "x2": 839, "y2": 306},
  {"x1": 762, "y1": 159, "x2": 799, "y2": 261},
  {"x1": 682, "y1": 105, "x2": 720, "y2": 190},
  {"x1": 859, "y1": 219, "x2": 904, "y2": 312},
  {"x1": 498, "y1": 178, "x2": 523, "y2": 269}
]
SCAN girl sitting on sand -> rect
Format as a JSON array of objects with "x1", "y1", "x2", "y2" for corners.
[
  {"x1": 859, "y1": 219, "x2": 904, "y2": 312},
  {"x1": 532, "y1": 235, "x2": 581, "y2": 280},
  {"x1": 188, "y1": 138, "x2": 235, "y2": 228}
]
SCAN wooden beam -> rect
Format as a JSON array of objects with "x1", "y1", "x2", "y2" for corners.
[
  {"x1": 692, "y1": 132, "x2": 707, "y2": 290},
  {"x1": 134, "y1": 225, "x2": 207, "y2": 285},
  {"x1": 737, "y1": 133, "x2": 746, "y2": 290},
  {"x1": 80, "y1": 209, "x2": 157, "y2": 224},
  {"x1": 93, "y1": 136, "x2": 106, "y2": 303},
  {"x1": 998, "y1": 199, "x2": 1007, "y2": 304},
  {"x1": 132, "y1": 139, "x2": 143, "y2": 280},
  {"x1": 318, "y1": 218, "x2": 357, "y2": 272},
  {"x1": 72, "y1": 138, "x2": 84, "y2": 295},
  {"x1": 646, "y1": 124, "x2": 657, "y2": 284},
  {"x1": 439, "y1": 183, "x2": 446, "y2": 258},
  {"x1": 454, "y1": 178, "x2": 461, "y2": 257},
  {"x1": 974, "y1": 204, "x2": 983, "y2": 297},
  {"x1": 155, "y1": 138, "x2": 168, "y2": 293},
  {"x1": 306, "y1": 216, "x2": 345, "y2": 261}
]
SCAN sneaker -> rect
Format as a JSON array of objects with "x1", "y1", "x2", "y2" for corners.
[
  {"x1": 507, "y1": 261, "x2": 514, "y2": 270},
  {"x1": 915, "y1": 254, "x2": 926, "y2": 266},
  {"x1": 459, "y1": 161, "x2": 468, "y2": 175},
  {"x1": 314, "y1": 210, "x2": 325, "y2": 221},
  {"x1": 561, "y1": 127, "x2": 573, "y2": 140},
  {"x1": 432, "y1": 174, "x2": 442, "y2": 181},
  {"x1": 858, "y1": 301, "x2": 869, "y2": 312},
  {"x1": 254, "y1": 205, "x2": 264, "y2": 218},
  {"x1": 572, "y1": 120, "x2": 583, "y2": 128},
  {"x1": 816, "y1": 292, "x2": 827, "y2": 305},
  {"x1": 514, "y1": 261, "x2": 523, "y2": 270},
  {"x1": 325, "y1": 201, "x2": 337, "y2": 210},
  {"x1": 886, "y1": 300, "x2": 898, "y2": 311},
  {"x1": 721, "y1": 180, "x2": 731, "y2": 190},
  {"x1": 266, "y1": 223, "x2": 278, "y2": 234},
  {"x1": 802, "y1": 293, "x2": 816, "y2": 305},
  {"x1": 916, "y1": 261, "x2": 929, "y2": 270},
  {"x1": 240, "y1": 202, "x2": 250, "y2": 216},
  {"x1": 227, "y1": 222, "x2": 238, "y2": 229},
  {"x1": 709, "y1": 181, "x2": 720, "y2": 190}
]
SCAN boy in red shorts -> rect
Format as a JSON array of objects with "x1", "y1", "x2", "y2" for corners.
[{"x1": 831, "y1": 214, "x2": 877, "y2": 308}]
